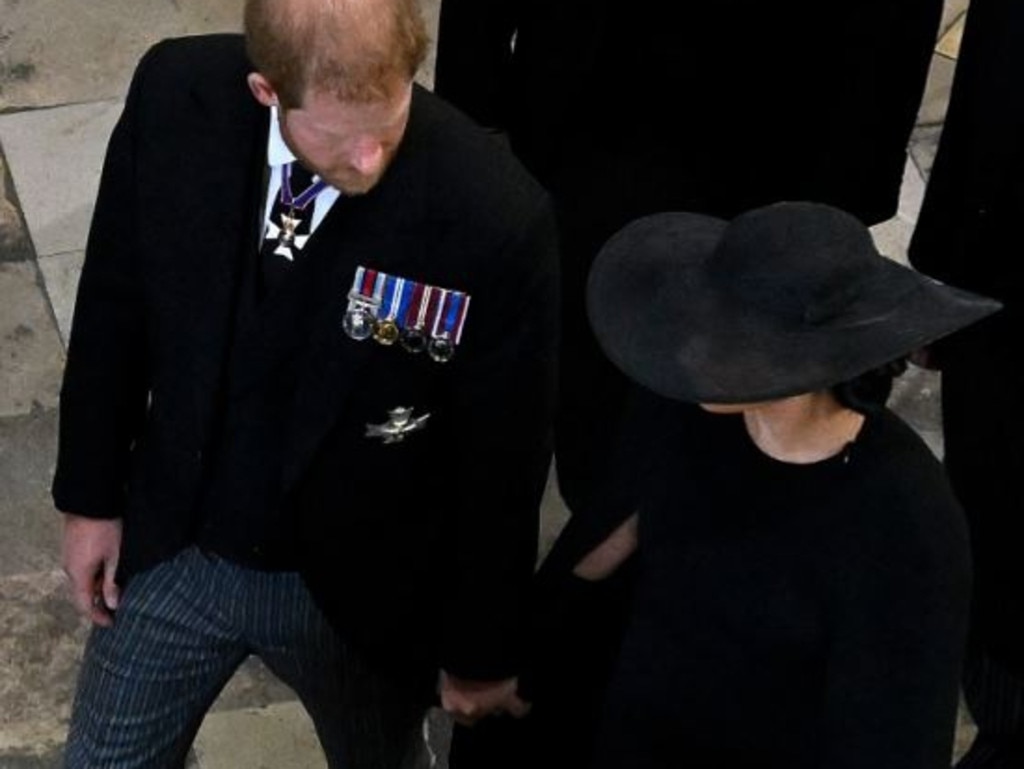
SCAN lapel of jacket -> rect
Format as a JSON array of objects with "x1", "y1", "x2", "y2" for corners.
[{"x1": 178, "y1": 68, "x2": 268, "y2": 436}]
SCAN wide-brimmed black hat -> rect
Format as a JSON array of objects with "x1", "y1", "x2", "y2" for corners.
[{"x1": 587, "y1": 201, "x2": 1002, "y2": 404}]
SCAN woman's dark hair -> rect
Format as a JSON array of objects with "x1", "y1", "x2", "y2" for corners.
[{"x1": 833, "y1": 358, "x2": 908, "y2": 414}]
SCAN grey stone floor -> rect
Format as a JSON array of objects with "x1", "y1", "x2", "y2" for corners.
[{"x1": 0, "y1": 0, "x2": 976, "y2": 766}]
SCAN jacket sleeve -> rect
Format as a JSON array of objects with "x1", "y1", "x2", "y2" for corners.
[
  {"x1": 433, "y1": 0, "x2": 519, "y2": 129},
  {"x1": 50, "y1": 47, "x2": 157, "y2": 519},
  {"x1": 438, "y1": 194, "x2": 560, "y2": 681}
]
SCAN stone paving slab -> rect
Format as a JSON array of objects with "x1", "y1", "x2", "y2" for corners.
[
  {"x1": 0, "y1": 262, "x2": 63, "y2": 418},
  {"x1": 35, "y1": 252, "x2": 82, "y2": 349},
  {"x1": 937, "y1": 11, "x2": 967, "y2": 59},
  {"x1": 955, "y1": 705, "x2": 978, "y2": 763},
  {"x1": 208, "y1": 657, "x2": 303, "y2": 714},
  {"x1": 0, "y1": 750, "x2": 60, "y2": 769},
  {"x1": 419, "y1": 0, "x2": 441, "y2": 90},
  {"x1": 0, "y1": 0, "x2": 244, "y2": 112},
  {"x1": 940, "y1": 0, "x2": 970, "y2": 35},
  {"x1": 910, "y1": 123, "x2": 945, "y2": 181},
  {"x1": 890, "y1": 365, "x2": 944, "y2": 459},
  {"x1": 905, "y1": 4, "x2": 967, "y2": 184},
  {"x1": 192, "y1": 701, "x2": 326, "y2": 769},
  {"x1": 0, "y1": 409, "x2": 61, "y2": 577},
  {"x1": 0, "y1": 150, "x2": 32, "y2": 263},
  {"x1": 0, "y1": 101, "x2": 121, "y2": 259},
  {"x1": 193, "y1": 703, "x2": 452, "y2": 769},
  {"x1": 918, "y1": 52, "x2": 958, "y2": 129},
  {"x1": 0, "y1": 570, "x2": 84, "y2": 754},
  {"x1": 870, "y1": 215, "x2": 914, "y2": 269},
  {"x1": 539, "y1": 466, "x2": 570, "y2": 564},
  {"x1": 897, "y1": 154, "x2": 928, "y2": 225}
]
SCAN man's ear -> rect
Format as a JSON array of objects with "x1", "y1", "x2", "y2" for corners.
[{"x1": 247, "y1": 72, "x2": 278, "y2": 108}]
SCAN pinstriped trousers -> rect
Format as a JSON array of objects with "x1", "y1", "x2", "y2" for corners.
[{"x1": 63, "y1": 547, "x2": 428, "y2": 769}]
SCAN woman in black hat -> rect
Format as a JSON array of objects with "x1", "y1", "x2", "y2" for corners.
[{"x1": 579, "y1": 201, "x2": 1001, "y2": 769}]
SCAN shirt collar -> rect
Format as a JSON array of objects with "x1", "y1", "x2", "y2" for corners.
[{"x1": 266, "y1": 107, "x2": 296, "y2": 168}]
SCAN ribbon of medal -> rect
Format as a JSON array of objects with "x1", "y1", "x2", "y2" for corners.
[
  {"x1": 373, "y1": 275, "x2": 404, "y2": 345},
  {"x1": 428, "y1": 289, "x2": 469, "y2": 363},
  {"x1": 400, "y1": 284, "x2": 430, "y2": 353},
  {"x1": 343, "y1": 266, "x2": 383, "y2": 340},
  {"x1": 273, "y1": 162, "x2": 328, "y2": 261}
]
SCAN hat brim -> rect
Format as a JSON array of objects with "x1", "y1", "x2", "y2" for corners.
[{"x1": 587, "y1": 212, "x2": 1002, "y2": 404}]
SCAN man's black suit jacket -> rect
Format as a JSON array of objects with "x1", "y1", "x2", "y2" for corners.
[
  {"x1": 908, "y1": 0, "x2": 1024, "y2": 676},
  {"x1": 436, "y1": 0, "x2": 942, "y2": 226},
  {"x1": 52, "y1": 35, "x2": 559, "y2": 688},
  {"x1": 910, "y1": 0, "x2": 1024, "y2": 308}
]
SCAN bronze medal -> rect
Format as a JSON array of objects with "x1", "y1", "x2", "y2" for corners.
[{"x1": 373, "y1": 318, "x2": 400, "y2": 345}]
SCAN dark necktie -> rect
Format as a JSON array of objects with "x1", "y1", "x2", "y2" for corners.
[{"x1": 260, "y1": 162, "x2": 324, "y2": 294}]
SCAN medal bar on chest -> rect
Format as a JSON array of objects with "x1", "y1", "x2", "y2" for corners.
[{"x1": 343, "y1": 266, "x2": 470, "y2": 362}]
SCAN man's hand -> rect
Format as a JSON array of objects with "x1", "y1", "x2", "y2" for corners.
[
  {"x1": 62, "y1": 514, "x2": 123, "y2": 627},
  {"x1": 438, "y1": 671, "x2": 531, "y2": 726}
]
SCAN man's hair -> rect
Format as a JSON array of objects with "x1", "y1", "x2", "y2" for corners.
[{"x1": 244, "y1": 0, "x2": 429, "y2": 108}]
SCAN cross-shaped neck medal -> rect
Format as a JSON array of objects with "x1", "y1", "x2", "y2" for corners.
[
  {"x1": 268, "y1": 215, "x2": 310, "y2": 260},
  {"x1": 272, "y1": 162, "x2": 328, "y2": 261}
]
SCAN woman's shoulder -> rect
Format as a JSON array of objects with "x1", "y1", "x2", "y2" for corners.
[
  {"x1": 833, "y1": 408, "x2": 969, "y2": 579},
  {"x1": 852, "y1": 408, "x2": 951, "y2": 493}
]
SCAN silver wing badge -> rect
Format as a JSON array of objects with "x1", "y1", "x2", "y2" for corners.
[{"x1": 365, "y1": 407, "x2": 431, "y2": 444}]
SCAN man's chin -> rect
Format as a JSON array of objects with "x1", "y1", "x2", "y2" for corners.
[{"x1": 330, "y1": 175, "x2": 381, "y2": 197}]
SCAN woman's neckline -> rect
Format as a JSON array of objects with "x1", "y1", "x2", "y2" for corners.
[{"x1": 739, "y1": 393, "x2": 866, "y2": 465}]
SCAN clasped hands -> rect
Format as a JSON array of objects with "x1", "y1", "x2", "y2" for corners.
[{"x1": 438, "y1": 670, "x2": 531, "y2": 726}]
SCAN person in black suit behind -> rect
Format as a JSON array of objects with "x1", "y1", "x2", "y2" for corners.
[
  {"x1": 435, "y1": 2, "x2": 945, "y2": 767},
  {"x1": 52, "y1": 0, "x2": 558, "y2": 766},
  {"x1": 909, "y1": 1, "x2": 1024, "y2": 765}
]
